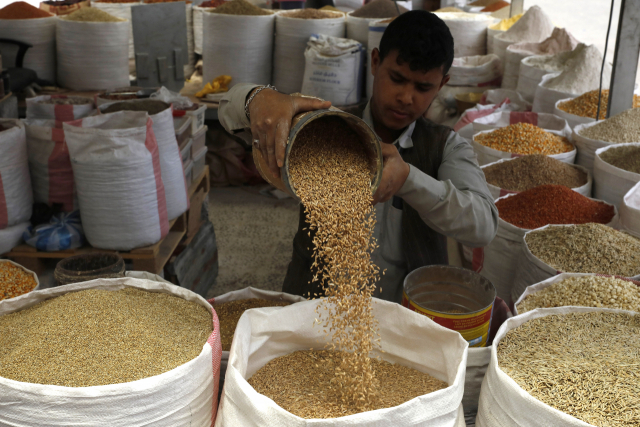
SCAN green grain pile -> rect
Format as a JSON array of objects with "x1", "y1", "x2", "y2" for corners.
[
  {"x1": 351, "y1": 0, "x2": 407, "y2": 18},
  {"x1": 62, "y1": 7, "x2": 124, "y2": 21},
  {"x1": 281, "y1": 9, "x2": 338, "y2": 19},
  {"x1": 210, "y1": 0, "x2": 271, "y2": 15},
  {"x1": 0, "y1": 287, "x2": 212, "y2": 387},
  {"x1": 599, "y1": 145, "x2": 640, "y2": 174}
]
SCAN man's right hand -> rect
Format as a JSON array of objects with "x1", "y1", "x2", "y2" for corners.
[{"x1": 248, "y1": 89, "x2": 331, "y2": 179}]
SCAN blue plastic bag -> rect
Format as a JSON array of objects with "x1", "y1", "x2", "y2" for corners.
[{"x1": 24, "y1": 211, "x2": 85, "y2": 252}]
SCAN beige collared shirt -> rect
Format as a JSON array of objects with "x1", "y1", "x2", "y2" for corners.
[{"x1": 219, "y1": 84, "x2": 498, "y2": 302}]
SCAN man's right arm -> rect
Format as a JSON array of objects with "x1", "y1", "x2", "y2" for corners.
[{"x1": 218, "y1": 83, "x2": 259, "y2": 133}]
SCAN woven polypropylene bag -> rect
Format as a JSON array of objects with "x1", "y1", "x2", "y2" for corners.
[
  {"x1": 26, "y1": 95, "x2": 95, "y2": 121},
  {"x1": 91, "y1": 1, "x2": 140, "y2": 60},
  {"x1": 0, "y1": 120, "x2": 33, "y2": 230},
  {"x1": 572, "y1": 121, "x2": 624, "y2": 173},
  {"x1": 593, "y1": 143, "x2": 640, "y2": 207},
  {"x1": 471, "y1": 111, "x2": 571, "y2": 137},
  {"x1": 435, "y1": 12, "x2": 493, "y2": 58},
  {"x1": 0, "y1": 16, "x2": 56, "y2": 83},
  {"x1": 532, "y1": 72, "x2": 576, "y2": 114},
  {"x1": 620, "y1": 180, "x2": 640, "y2": 238},
  {"x1": 0, "y1": 277, "x2": 222, "y2": 427},
  {"x1": 366, "y1": 19, "x2": 390, "y2": 99},
  {"x1": 215, "y1": 298, "x2": 468, "y2": 426}
]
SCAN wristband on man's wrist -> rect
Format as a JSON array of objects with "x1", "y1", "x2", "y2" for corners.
[{"x1": 244, "y1": 85, "x2": 277, "y2": 119}]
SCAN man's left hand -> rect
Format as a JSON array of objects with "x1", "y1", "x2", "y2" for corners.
[{"x1": 372, "y1": 143, "x2": 410, "y2": 205}]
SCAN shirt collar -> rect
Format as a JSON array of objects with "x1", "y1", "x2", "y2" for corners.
[{"x1": 363, "y1": 101, "x2": 416, "y2": 149}]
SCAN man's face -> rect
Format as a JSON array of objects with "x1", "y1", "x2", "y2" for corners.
[{"x1": 370, "y1": 48, "x2": 450, "y2": 131}]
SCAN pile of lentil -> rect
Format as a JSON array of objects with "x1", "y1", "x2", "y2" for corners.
[
  {"x1": 0, "y1": 287, "x2": 212, "y2": 387},
  {"x1": 200, "y1": 0, "x2": 225, "y2": 7},
  {"x1": 38, "y1": 96, "x2": 93, "y2": 105},
  {"x1": 516, "y1": 275, "x2": 640, "y2": 314},
  {"x1": 284, "y1": 116, "x2": 382, "y2": 413},
  {"x1": 599, "y1": 145, "x2": 640, "y2": 174},
  {"x1": 579, "y1": 108, "x2": 640, "y2": 143},
  {"x1": 475, "y1": 123, "x2": 574, "y2": 155},
  {"x1": 0, "y1": 262, "x2": 38, "y2": 301},
  {"x1": 248, "y1": 350, "x2": 448, "y2": 419},
  {"x1": 0, "y1": 1, "x2": 53, "y2": 18},
  {"x1": 483, "y1": 154, "x2": 588, "y2": 192},
  {"x1": 210, "y1": 0, "x2": 271, "y2": 15},
  {"x1": 498, "y1": 311, "x2": 640, "y2": 427},
  {"x1": 320, "y1": 5, "x2": 343, "y2": 12},
  {"x1": 558, "y1": 89, "x2": 640, "y2": 120},
  {"x1": 216, "y1": 298, "x2": 291, "y2": 351},
  {"x1": 281, "y1": 9, "x2": 338, "y2": 19},
  {"x1": 93, "y1": 0, "x2": 141, "y2": 3},
  {"x1": 496, "y1": 185, "x2": 614, "y2": 229},
  {"x1": 351, "y1": 0, "x2": 407, "y2": 18},
  {"x1": 525, "y1": 223, "x2": 640, "y2": 277},
  {"x1": 62, "y1": 7, "x2": 124, "y2": 21},
  {"x1": 101, "y1": 100, "x2": 169, "y2": 114}
]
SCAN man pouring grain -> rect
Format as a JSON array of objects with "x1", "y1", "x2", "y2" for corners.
[{"x1": 219, "y1": 11, "x2": 498, "y2": 303}]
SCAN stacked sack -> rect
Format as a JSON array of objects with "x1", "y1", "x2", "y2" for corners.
[
  {"x1": 436, "y1": 12, "x2": 493, "y2": 58},
  {"x1": 91, "y1": 0, "x2": 140, "y2": 72},
  {"x1": 346, "y1": 0, "x2": 406, "y2": 48},
  {"x1": 492, "y1": 6, "x2": 554, "y2": 66},
  {"x1": 0, "y1": 120, "x2": 33, "y2": 254},
  {"x1": 486, "y1": 13, "x2": 522, "y2": 55}
]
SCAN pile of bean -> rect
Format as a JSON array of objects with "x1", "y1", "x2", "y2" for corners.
[
  {"x1": 0, "y1": 262, "x2": 37, "y2": 301},
  {"x1": 0, "y1": 287, "x2": 212, "y2": 387},
  {"x1": 248, "y1": 350, "x2": 448, "y2": 419},
  {"x1": 211, "y1": 0, "x2": 271, "y2": 15},
  {"x1": 483, "y1": 154, "x2": 588, "y2": 192},
  {"x1": 525, "y1": 223, "x2": 640, "y2": 277},
  {"x1": 579, "y1": 108, "x2": 640, "y2": 143},
  {"x1": 599, "y1": 145, "x2": 640, "y2": 174},
  {"x1": 475, "y1": 123, "x2": 574, "y2": 155},
  {"x1": 281, "y1": 9, "x2": 338, "y2": 19},
  {"x1": 498, "y1": 311, "x2": 640, "y2": 427},
  {"x1": 516, "y1": 275, "x2": 640, "y2": 314},
  {"x1": 62, "y1": 7, "x2": 124, "y2": 21},
  {"x1": 351, "y1": 0, "x2": 407, "y2": 18},
  {"x1": 38, "y1": 96, "x2": 93, "y2": 105},
  {"x1": 496, "y1": 185, "x2": 614, "y2": 229},
  {"x1": 557, "y1": 89, "x2": 640, "y2": 120},
  {"x1": 102, "y1": 100, "x2": 169, "y2": 114},
  {"x1": 0, "y1": 2, "x2": 53, "y2": 19},
  {"x1": 216, "y1": 298, "x2": 291, "y2": 351}
]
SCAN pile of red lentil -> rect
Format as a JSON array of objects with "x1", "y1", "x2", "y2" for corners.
[
  {"x1": 0, "y1": 1, "x2": 53, "y2": 18},
  {"x1": 475, "y1": 123, "x2": 574, "y2": 155},
  {"x1": 496, "y1": 185, "x2": 615, "y2": 229},
  {"x1": 0, "y1": 262, "x2": 38, "y2": 301}
]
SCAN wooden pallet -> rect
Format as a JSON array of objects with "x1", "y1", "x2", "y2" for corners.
[{"x1": 5, "y1": 166, "x2": 211, "y2": 276}]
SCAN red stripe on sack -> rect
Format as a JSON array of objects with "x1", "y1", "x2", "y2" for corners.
[
  {"x1": 48, "y1": 135, "x2": 75, "y2": 212},
  {"x1": 0, "y1": 173, "x2": 7, "y2": 229},
  {"x1": 144, "y1": 119, "x2": 170, "y2": 239},
  {"x1": 208, "y1": 306, "x2": 222, "y2": 425},
  {"x1": 472, "y1": 247, "x2": 484, "y2": 272},
  {"x1": 54, "y1": 104, "x2": 75, "y2": 122},
  {"x1": 51, "y1": 127, "x2": 65, "y2": 143},
  {"x1": 509, "y1": 112, "x2": 538, "y2": 126}
]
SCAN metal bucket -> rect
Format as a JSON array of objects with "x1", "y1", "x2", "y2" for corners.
[
  {"x1": 402, "y1": 265, "x2": 496, "y2": 347},
  {"x1": 253, "y1": 106, "x2": 383, "y2": 201}
]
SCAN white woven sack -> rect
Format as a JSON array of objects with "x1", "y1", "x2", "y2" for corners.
[
  {"x1": 215, "y1": 298, "x2": 468, "y2": 427},
  {"x1": 366, "y1": 19, "x2": 389, "y2": 99},
  {"x1": 26, "y1": 95, "x2": 95, "y2": 120},
  {"x1": 193, "y1": 5, "x2": 214, "y2": 55},
  {"x1": 486, "y1": 27, "x2": 503, "y2": 55},
  {"x1": 63, "y1": 111, "x2": 169, "y2": 250},
  {"x1": 210, "y1": 286, "x2": 306, "y2": 390},
  {"x1": 24, "y1": 119, "x2": 77, "y2": 212},
  {"x1": 532, "y1": 72, "x2": 576, "y2": 114},
  {"x1": 0, "y1": 222, "x2": 29, "y2": 254},
  {"x1": 593, "y1": 143, "x2": 640, "y2": 207},
  {"x1": 91, "y1": 1, "x2": 139, "y2": 60},
  {"x1": 99, "y1": 102, "x2": 189, "y2": 220},
  {"x1": 301, "y1": 35, "x2": 364, "y2": 106},
  {"x1": 553, "y1": 97, "x2": 596, "y2": 129},
  {"x1": 475, "y1": 306, "x2": 636, "y2": 427},
  {"x1": 203, "y1": 12, "x2": 275, "y2": 89},
  {"x1": 491, "y1": 36, "x2": 513, "y2": 67},
  {"x1": 0, "y1": 17, "x2": 56, "y2": 83},
  {"x1": 516, "y1": 56, "x2": 553, "y2": 103},
  {"x1": 572, "y1": 121, "x2": 617, "y2": 173},
  {"x1": 619, "y1": 180, "x2": 640, "y2": 238},
  {"x1": 0, "y1": 120, "x2": 33, "y2": 230},
  {"x1": 481, "y1": 158, "x2": 592, "y2": 200},
  {"x1": 0, "y1": 277, "x2": 222, "y2": 427},
  {"x1": 435, "y1": 12, "x2": 492, "y2": 58},
  {"x1": 510, "y1": 222, "x2": 636, "y2": 305},
  {"x1": 501, "y1": 45, "x2": 533, "y2": 90},
  {"x1": 471, "y1": 111, "x2": 571, "y2": 137},
  {"x1": 471, "y1": 128, "x2": 576, "y2": 167},
  {"x1": 56, "y1": 19, "x2": 130, "y2": 91},
  {"x1": 448, "y1": 54, "x2": 501, "y2": 87},
  {"x1": 273, "y1": 10, "x2": 345, "y2": 95},
  {"x1": 463, "y1": 347, "x2": 491, "y2": 426},
  {"x1": 346, "y1": 13, "x2": 379, "y2": 48}
]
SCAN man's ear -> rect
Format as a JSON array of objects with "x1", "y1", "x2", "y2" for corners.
[
  {"x1": 371, "y1": 48, "x2": 381, "y2": 76},
  {"x1": 439, "y1": 74, "x2": 450, "y2": 90}
]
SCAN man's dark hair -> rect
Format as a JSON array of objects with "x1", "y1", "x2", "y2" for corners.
[{"x1": 378, "y1": 10, "x2": 454, "y2": 75}]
